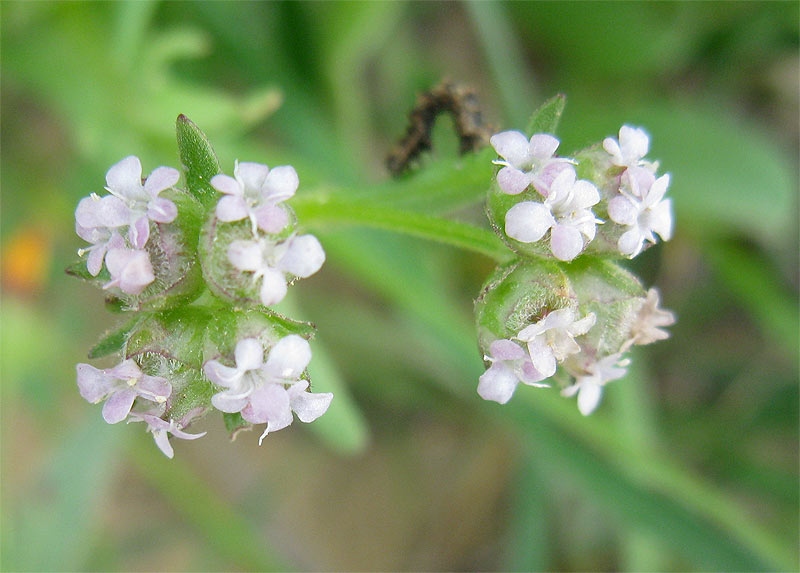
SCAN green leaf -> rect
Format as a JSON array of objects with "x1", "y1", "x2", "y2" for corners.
[
  {"x1": 176, "y1": 114, "x2": 222, "y2": 208},
  {"x1": 526, "y1": 93, "x2": 567, "y2": 135},
  {"x1": 223, "y1": 412, "x2": 250, "y2": 436},
  {"x1": 65, "y1": 259, "x2": 109, "y2": 283},
  {"x1": 88, "y1": 316, "x2": 142, "y2": 359}
]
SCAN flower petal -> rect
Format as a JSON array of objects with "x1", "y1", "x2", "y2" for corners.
[
  {"x1": 144, "y1": 166, "x2": 180, "y2": 197},
  {"x1": 254, "y1": 204, "x2": 290, "y2": 234},
  {"x1": 236, "y1": 161, "x2": 270, "y2": 191},
  {"x1": 496, "y1": 166, "x2": 532, "y2": 195},
  {"x1": 619, "y1": 126, "x2": 649, "y2": 164},
  {"x1": 279, "y1": 235, "x2": 325, "y2": 278},
  {"x1": 106, "y1": 156, "x2": 143, "y2": 200},
  {"x1": 152, "y1": 429, "x2": 175, "y2": 458},
  {"x1": 210, "y1": 174, "x2": 242, "y2": 197},
  {"x1": 102, "y1": 388, "x2": 137, "y2": 424},
  {"x1": 528, "y1": 134, "x2": 560, "y2": 160},
  {"x1": 577, "y1": 382, "x2": 603, "y2": 416},
  {"x1": 477, "y1": 362, "x2": 519, "y2": 404},
  {"x1": 527, "y1": 336, "x2": 557, "y2": 378},
  {"x1": 216, "y1": 195, "x2": 249, "y2": 222},
  {"x1": 608, "y1": 195, "x2": 638, "y2": 226},
  {"x1": 505, "y1": 201, "x2": 554, "y2": 243},
  {"x1": 204, "y1": 360, "x2": 243, "y2": 388},
  {"x1": 147, "y1": 197, "x2": 178, "y2": 223},
  {"x1": 128, "y1": 216, "x2": 150, "y2": 250},
  {"x1": 261, "y1": 165, "x2": 299, "y2": 202},
  {"x1": 549, "y1": 224, "x2": 584, "y2": 261},
  {"x1": 488, "y1": 339, "x2": 526, "y2": 361},
  {"x1": 137, "y1": 375, "x2": 172, "y2": 403},
  {"x1": 258, "y1": 267, "x2": 288, "y2": 306},
  {"x1": 618, "y1": 228, "x2": 644, "y2": 257},
  {"x1": 264, "y1": 334, "x2": 312, "y2": 380},
  {"x1": 76, "y1": 363, "x2": 115, "y2": 403},
  {"x1": 288, "y1": 383, "x2": 333, "y2": 423},
  {"x1": 490, "y1": 130, "x2": 532, "y2": 167},
  {"x1": 649, "y1": 199, "x2": 673, "y2": 241},
  {"x1": 211, "y1": 392, "x2": 249, "y2": 413},
  {"x1": 227, "y1": 240, "x2": 263, "y2": 271},
  {"x1": 235, "y1": 338, "x2": 264, "y2": 371}
]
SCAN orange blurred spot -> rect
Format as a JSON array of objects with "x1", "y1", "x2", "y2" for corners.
[{"x1": 2, "y1": 228, "x2": 53, "y2": 295}]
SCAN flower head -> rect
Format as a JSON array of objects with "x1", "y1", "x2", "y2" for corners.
[
  {"x1": 76, "y1": 359, "x2": 171, "y2": 424},
  {"x1": 227, "y1": 233, "x2": 325, "y2": 306},
  {"x1": 477, "y1": 339, "x2": 548, "y2": 404},
  {"x1": 622, "y1": 288, "x2": 676, "y2": 350},
  {"x1": 562, "y1": 353, "x2": 630, "y2": 415},
  {"x1": 211, "y1": 161, "x2": 298, "y2": 234},
  {"x1": 608, "y1": 167, "x2": 672, "y2": 257},
  {"x1": 491, "y1": 131, "x2": 573, "y2": 195},
  {"x1": 516, "y1": 308, "x2": 597, "y2": 378},
  {"x1": 603, "y1": 125, "x2": 651, "y2": 169},
  {"x1": 204, "y1": 335, "x2": 333, "y2": 444},
  {"x1": 128, "y1": 411, "x2": 206, "y2": 459},
  {"x1": 505, "y1": 166, "x2": 601, "y2": 261}
]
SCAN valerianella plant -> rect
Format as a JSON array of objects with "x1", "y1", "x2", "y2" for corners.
[
  {"x1": 69, "y1": 115, "x2": 332, "y2": 458},
  {"x1": 477, "y1": 96, "x2": 675, "y2": 415}
]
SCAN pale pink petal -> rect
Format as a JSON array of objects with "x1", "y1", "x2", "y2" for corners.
[
  {"x1": 242, "y1": 384, "x2": 292, "y2": 430},
  {"x1": 102, "y1": 388, "x2": 137, "y2": 424},
  {"x1": 107, "y1": 359, "x2": 142, "y2": 379},
  {"x1": 106, "y1": 156, "x2": 143, "y2": 200},
  {"x1": 204, "y1": 361, "x2": 242, "y2": 388},
  {"x1": 477, "y1": 362, "x2": 519, "y2": 404},
  {"x1": 153, "y1": 429, "x2": 175, "y2": 458},
  {"x1": 527, "y1": 337, "x2": 557, "y2": 378},
  {"x1": 534, "y1": 162, "x2": 572, "y2": 196},
  {"x1": 549, "y1": 224, "x2": 584, "y2": 261},
  {"x1": 625, "y1": 166, "x2": 655, "y2": 199},
  {"x1": 505, "y1": 201, "x2": 554, "y2": 243},
  {"x1": 236, "y1": 162, "x2": 270, "y2": 191},
  {"x1": 235, "y1": 338, "x2": 264, "y2": 372},
  {"x1": 262, "y1": 165, "x2": 299, "y2": 202},
  {"x1": 490, "y1": 131, "x2": 531, "y2": 167},
  {"x1": 76, "y1": 363, "x2": 115, "y2": 403},
  {"x1": 619, "y1": 126, "x2": 649, "y2": 164},
  {"x1": 644, "y1": 173, "x2": 670, "y2": 207},
  {"x1": 144, "y1": 166, "x2": 180, "y2": 197},
  {"x1": 169, "y1": 427, "x2": 207, "y2": 441},
  {"x1": 287, "y1": 383, "x2": 333, "y2": 423},
  {"x1": 649, "y1": 199, "x2": 673, "y2": 241},
  {"x1": 608, "y1": 196, "x2": 638, "y2": 225},
  {"x1": 210, "y1": 174, "x2": 242, "y2": 197},
  {"x1": 86, "y1": 245, "x2": 106, "y2": 276},
  {"x1": 264, "y1": 334, "x2": 312, "y2": 380},
  {"x1": 137, "y1": 375, "x2": 172, "y2": 402},
  {"x1": 528, "y1": 133, "x2": 560, "y2": 160},
  {"x1": 128, "y1": 216, "x2": 150, "y2": 249},
  {"x1": 254, "y1": 204, "x2": 290, "y2": 234},
  {"x1": 147, "y1": 197, "x2": 178, "y2": 223},
  {"x1": 227, "y1": 240, "x2": 263, "y2": 271},
  {"x1": 519, "y1": 362, "x2": 549, "y2": 386},
  {"x1": 618, "y1": 228, "x2": 643, "y2": 257},
  {"x1": 278, "y1": 235, "x2": 325, "y2": 278},
  {"x1": 259, "y1": 268, "x2": 288, "y2": 306},
  {"x1": 211, "y1": 392, "x2": 249, "y2": 413},
  {"x1": 497, "y1": 166, "x2": 532, "y2": 195},
  {"x1": 216, "y1": 195, "x2": 249, "y2": 222},
  {"x1": 489, "y1": 339, "x2": 526, "y2": 361},
  {"x1": 569, "y1": 313, "x2": 597, "y2": 336},
  {"x1": 105, "y1": 249, "x2": 154, "y2": 295},
  {"x1": 570, "y1": 180, "x2": 600, "y2": 209}
]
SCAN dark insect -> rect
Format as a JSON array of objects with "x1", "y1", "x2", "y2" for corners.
[{"x1": 386, "y1": 80, "x2": 494, "y2": 176}]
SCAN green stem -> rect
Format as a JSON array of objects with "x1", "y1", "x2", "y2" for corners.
[{"x1": 293, "y1": 194, "x2": 512, "y2": 263}]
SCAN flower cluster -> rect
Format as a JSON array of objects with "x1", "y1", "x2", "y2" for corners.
[
  {"x1": 71, "y1": 118, "x2": 332, "y2": 459},
  {"x1": 479, "y1": 106, "x2": 676, "y2": 415},
  {"x1": 490, "y1": 125, "x2": 673, "y2": 261},
  {"x1": 75, "y1": 156, "x2": 179, "y2": 294}
]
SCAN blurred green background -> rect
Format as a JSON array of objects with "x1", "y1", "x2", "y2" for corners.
[{"x1": 1, "y1": 2, "x2": 798, "y2": 571}]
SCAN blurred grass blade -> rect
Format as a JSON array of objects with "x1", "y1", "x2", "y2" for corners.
[
  {"x1": 526, "y1": 94, "x2": 567, "y2": 136},
  {"x1": 502, "y1": 452, "x2": 551, "y2": 571},
  {"x1": 128, "y1": 436, "x2": 289, "y2": 571},
  {"x1": 176, "y1": 114, "x2": 222, "y2": 208}
]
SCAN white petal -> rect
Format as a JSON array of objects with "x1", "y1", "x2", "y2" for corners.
[
  {"x1": 289, "y1": 385, "x2": 333, "y2": 423},
  {"x1": 649, "y1": 199, "x2": 673, "y2": 241},
  {"x1": 505, "y1": 201, "x2": 554, "y2": 243},
  {"x1": 264, "y1": 334, "x2": 312, "y2": 380},
  {"x1": 216, "y1": 195, "x2": 249, "y2": 222},
  {"x1": 569, "y1": 312, "x2": 596, "y2": 336},
  {"x1": 227, "y1": 240, "x2": 263, "y2": 271},
  {"x1": 618, "y1": 228, "x2": 644, "y2": 257},
  {"x1": 254, "y1": 204, "x2": 289, "y2": 234},
  {"x1": 528, "y1": 133, "x2": 560, "y2": 160},
  {"x1": 477, "y1": 362, "x2": 519, "y2": 404},
  {"x1": 619, "y1": 126, "x2": 649, "y2": 164},
  {"x1": 76, "y1": 363, "x2": 114, "y2": 403},
  {"x1": 490, "y1": 131, "x2": 531, "y2": 167},
  {"x1": 577, "y1": 383, "x2": 603, "y2": 415},
  {"x1": 144, "y1": 166, "x2": 180, "y2": 197},
  {"x1": 102, "y1": 389, "x2": 136, "y2": 424},
  {"x1": 608, "y1": 195, "x2": 639, "y2": 226},
  {"x1": 527, "y1": 337, "x2": 557, "y2": 378},
  {"x1": 497, "y1": 166, "x2": 532, "y2": 195},
  {"x1": 236, "y1": 162, "x2": 270, "y2": 191},
  {"x1": 602, "y1": 137, "x2": 623, "y2": 164},
  {"x1": 549, "y1": 224, "x2": 584, "y2": 261},
  {"x1": 204, "y1": 361, "x2": 243, "y2": 388},
  {"x1": 210, "y1": 174, "x2": 243, "y2": 196},
  {"x1": 211, "y1": 392, "x2": 249, "y2": 413},
  {"x1": 279, "y1": 235, "x2": 325, "y2": 278},
  {"x1": 147, "y1": 197, "x2": 177, "y2": 223},
  {"x1": 570, "y1": 180, "x2": 600, "y2": 209},
  {"x1": 106, "y1": 156, "x2": 143, "y2": 199},
  {"x1": 258, "y1": 268, "x2": 288, "y2": 306},
  {"x1": 235, "y1": 338, "x2": 264, "y2": 371},
  {"x1": 488, "y1": 339, "x2": 526, "y2": 361},
  {"x1": 644, "y1": 173, "x2": 670, "y2": 206},
  {"x1": 152, "y1": 429, "x2": 175, "y2": 458},
  {"x1": 261, "y1": 165, "x2": 299, "y2": 202}
]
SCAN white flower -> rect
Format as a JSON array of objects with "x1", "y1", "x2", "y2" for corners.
[
  {"x1": 603, "y1": 125, "x2": 651, "y2": 169},
  {"x1": 562, "y1": 353, "x2": 631, "y2": 415},
  {"x1": 227, "y1": 233, "x2": 325, "y2": 306},
  {"x1": 608, "y1": 167, "x2": 673, "y2": 258},
  {"x1": 515, "y1": 308, "x2": 596, "y2": 378},
  {"x1": 505, "y1": 166, "x2": 602, "y2": 261},
  {"x1": 102, "y1": 247, "x2": 155, "y2": 295},
  {"x1": 128, "y1": 411, "x2": 206, "y2": 459},
  {"x1": 103, "y1": 155, "x2": 180, "y2": 249},
  {"x1": 211, "y1": 161, "x2": 298, "y2": 235},
  {"x1": 490, "y1": 131, "x2": 573, "y2": 195},
  {"x1": 76, "y1": 224, "x2": 125, "y2": 276},
  {"x1": 204, "y1": 336, "x2": 333, "y2": 445},
  {"x1": 76, "y1": 360, "x2": 171, "y2": 424},
  {"x1": 477, "y1": 339, "x2": 549, "y2": 404},
  {"x1": 622, "y1": 288, "x2": 676, "y2": 350}
]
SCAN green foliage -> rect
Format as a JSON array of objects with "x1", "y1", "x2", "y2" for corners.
[{"x1": 176, "y1": 114, "x2": 222, "y2": 209}]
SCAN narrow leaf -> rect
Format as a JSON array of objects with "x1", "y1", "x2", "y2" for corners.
[
  {"x1": 176, "y1": 114, "x2": 222, "y2": 208},
  {"x1": 526, "y1": 94, "x2": 567, "y2": 136},
  {"x1": 88, "y1": 316, "x2": 142, "y2": 359}
]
